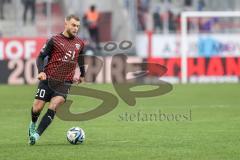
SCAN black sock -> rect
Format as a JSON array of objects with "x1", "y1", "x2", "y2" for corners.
[
  {"x1": 37, "y1": 109, "x2": 55, "y2": 136},
  {"x1": 31, "y1": 108, "x2": 40, "y2": 123}
]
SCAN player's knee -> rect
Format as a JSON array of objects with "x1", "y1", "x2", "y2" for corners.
[
  {"x1": 49, "y1": 96, "x2": 65, "y2": 111},
  {"x1": 48, "y1": 103, "x2": 58, "y2": 111},
  {"x1": 49, "y1": 101, "x2": 64, "y2": 111},
  {"x1": 33, "y1": 100, "x2": 45, "y2": 112}
]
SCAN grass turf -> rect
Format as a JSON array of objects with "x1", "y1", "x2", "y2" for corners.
[{"x1": 0, "y1": 84, "x2": 239, "y2": 160}]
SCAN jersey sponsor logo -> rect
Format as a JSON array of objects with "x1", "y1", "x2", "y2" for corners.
[{"x1": 75, "y1": 44, "x2": 81, "y2": 50}]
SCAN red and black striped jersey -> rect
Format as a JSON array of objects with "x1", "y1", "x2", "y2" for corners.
[{"x1": 37, "y1": 33, "x2": 85, "y2": 82}]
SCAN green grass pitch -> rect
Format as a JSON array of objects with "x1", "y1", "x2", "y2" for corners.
[{"x1": 0, "y1": 84, "x2": 239, "y2": 160}]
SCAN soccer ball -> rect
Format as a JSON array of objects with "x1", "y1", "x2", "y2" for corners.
[{"x1": 67, "y1": 127, "x2": 85, "y2": 144}]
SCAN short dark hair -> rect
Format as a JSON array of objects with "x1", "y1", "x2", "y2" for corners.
[
  {"x1": 65, "y1": 14, "x2": 80, "y2": 21},
  {"x1": 90, "y1": 5, "x2": 96, "y2": 11}
]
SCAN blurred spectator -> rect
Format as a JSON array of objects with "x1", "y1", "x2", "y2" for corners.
[
  {"x1": 175, "y1": 14, "x2": 181, "y2": 33},
  {"x1": 153, "y1": 7, "x2": 163, "y2": 32},
  {"x1": 137, "y1": 0, "x2": 145, "y2": 31},
  {"x1": 137, "y1": 0, "x2": 150, "y2": 31},
  {"x1": 197, "y1": 0, "x2": 205, "y2": 11},
  {"x1": 184, "y1": 0, "x2": 192, "y2": 6},
  {"x1": 22, "y1": 0, "x2": 36, "y2": 24},
  {"x1": 0, "y1": 0, "x2": 5, "y2": 20},
  {"x1": 42, "y1": 0, "x2": 47, "y2": 16},
  {"x1": 124, "y1": 0, "x2": 130, "y2": 9},
  {"x1": 199, "y1": 17, "x2": 219, "y2": 33},
  {"x1": 140, "y1": 0, "x2": 150, "y2": 12},
  {"x1": 188, "y1": 17, "x2": 199, "y2": 33},
  {"x1": 168, "y1": 10, "x2": 176, "y2": 32},
  {"x1": 83, "y1": 5, "x2": 100, "y2": 50}
]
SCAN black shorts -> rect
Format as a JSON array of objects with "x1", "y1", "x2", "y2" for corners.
[{"x1": 35, "y1": 79, "x2": 71, "y2": 102}]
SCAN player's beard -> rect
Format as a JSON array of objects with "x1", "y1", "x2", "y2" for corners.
[{"x1": 67, "y1": 29, "x2": 76, "y2": 38}]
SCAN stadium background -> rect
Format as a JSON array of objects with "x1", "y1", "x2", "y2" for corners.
[
  {"x1": 1, "y1": 0, "x2": 240, "y2": 84},
  {"x1": 0, "y1": 0, "x2": 240, "y2": 160}
]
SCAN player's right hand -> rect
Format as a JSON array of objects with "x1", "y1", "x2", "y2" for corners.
[{"x1": 38, "y1": 72, "x2": 47, "y2": 80}]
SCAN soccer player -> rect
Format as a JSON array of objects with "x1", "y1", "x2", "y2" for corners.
[{"x1": 28, "y1": 14, "x2": 85, "y2": 145}]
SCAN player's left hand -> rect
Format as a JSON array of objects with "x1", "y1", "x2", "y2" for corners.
[{"x1": 73, "y1": 77, "x2": 85, "y2": 84}]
